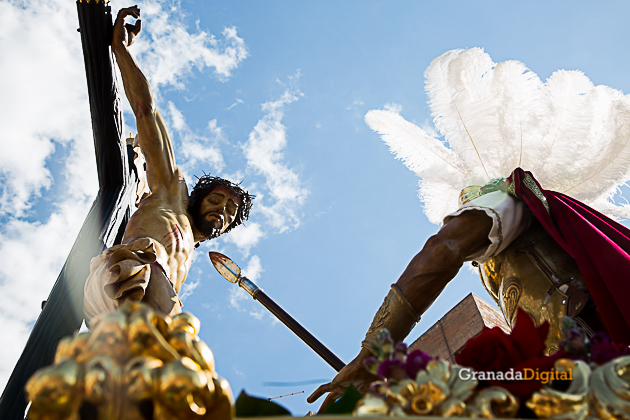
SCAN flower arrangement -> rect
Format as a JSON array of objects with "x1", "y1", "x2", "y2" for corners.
[
  {"x1": 557, "y1": 317, "x2": 630, "y2": 366},
  {"x1": 363, "y1": 330, "x2": 436, "y2": 382},
  {"x1": 353, "y1": 309, "x2": 630, "y2": 418}
]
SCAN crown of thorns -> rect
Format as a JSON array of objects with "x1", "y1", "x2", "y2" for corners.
[{"x1": 189, "y1": 174, "x2": 253, "y2": 234}]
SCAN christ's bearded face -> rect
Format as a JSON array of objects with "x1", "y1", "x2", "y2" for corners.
[{"x1": 192, "y1": 186, "x2": 240, "y2": 239}]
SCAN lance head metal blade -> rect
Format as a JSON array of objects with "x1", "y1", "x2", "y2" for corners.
[{"x1": 209, "y1": 252, "x2": 242, "y2": 283}]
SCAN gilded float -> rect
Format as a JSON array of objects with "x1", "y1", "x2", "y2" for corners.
[{"x1": 25, "y1": 303, "x2": 233, "y2": 420}]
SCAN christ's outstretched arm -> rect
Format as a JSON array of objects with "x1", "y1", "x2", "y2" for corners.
[{"x1": 112, "y1": 6, "x2": 178, "y2": 191}]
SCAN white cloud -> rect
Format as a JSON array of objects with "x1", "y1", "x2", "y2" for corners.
[
  {"x1": 226, "y1": 98, "x2": 244, "y2": 110},
  {"x1": 223, "y1": 223, "x2": 265, "y2": 257},
  {"x1": 229, "y1": 287, "x2": 249, "y2": 310},
  {"x1": 0, "y1": 0, "x2": 94, "y2": 218},
  {"x1": 242, "y1": 76, "x2": 309, "y2": 232},
  {"x1": 384, "y1": 102, "x2": 402, "y2": 114},
  {"x1": 112, "y1": 0, "x2": 248, "y2": 93},
  {"x1": 346, "y1": 98, "x2": 364, "y2": 111},
  {"x1": 179, "y1": 278, "x2": 200, "y2": 301},
  {"x1": 233, "y1": 367, "x2": 246, "y2": 377},
  {"x1": 165, "y1": 101, "x2": 225, "y2": 180},
  {"x1": 249, "y1": 309, "x2": 265, "y2": 320},
  {"x1": 242, "y1": 255, "x2": 264, "y2": 281},
  {"x1": 168, "y1": 100, "x2": 187, "y2": 131}
]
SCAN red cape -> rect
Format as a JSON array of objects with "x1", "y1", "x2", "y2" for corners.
[{"x1": 507, "y1": 168, "x2": 630, "y2": 344}]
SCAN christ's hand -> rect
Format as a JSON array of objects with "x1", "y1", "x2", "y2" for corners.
[{"x1": 113, "y1": 6, "x2": 142, "y2": 49}]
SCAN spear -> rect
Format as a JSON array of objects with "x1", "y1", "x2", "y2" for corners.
[{"x1": 209, "y1": 252, "x2": 346, "y2": 372}]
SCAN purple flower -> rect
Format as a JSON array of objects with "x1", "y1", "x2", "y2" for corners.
[
  {"x1": 405, "y1": 349, "x2": 434, "y2": 378},
  {"x1": 395, "y1": 342, "x2": 408, "y2": 361},
  {"x1": 395, "y1": 342, "x2": 407, "y2": 353},
  {"x1": 590, "y1": 332, "x2": 630, "y2": 365},
  {"x1": 377, "y1": 358, "x2": 406, "y2": 380},
  {"x1": 567, "y1": 329, "x2": 587, "y2": 353}
]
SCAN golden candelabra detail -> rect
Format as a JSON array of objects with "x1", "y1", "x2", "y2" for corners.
[{"x1": 25, "y1": 303, "x2": 233, "y2": 420}]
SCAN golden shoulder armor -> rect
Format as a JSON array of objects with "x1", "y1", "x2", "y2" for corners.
[{"x1": 479, "y1": 219, "x2": 590, "y2": 353}]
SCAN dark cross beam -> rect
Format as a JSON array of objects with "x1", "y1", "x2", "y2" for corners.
[{"x1": 0, "y1": 2, "x2": 136, "y2": 418}]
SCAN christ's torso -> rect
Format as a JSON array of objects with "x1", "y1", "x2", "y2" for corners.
[{"x1": 122, "y1": 172, "x2": 194, "y2": 293}]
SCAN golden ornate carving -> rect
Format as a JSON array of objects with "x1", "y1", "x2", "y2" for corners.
[
  {"x1": 587, "y1": 355, "x2": 630, "y2": 419},
  {"x1": 353, "y1": 360, "x2": 518, "y2": 418},
  {"x1": 26, "y1": 303, "x2": 233, "y2": 420},
  {"x1": 458, "y1": 185, "x2": 483, "y2": 206},
  {"x1": 466, "y1": 386, "x2": 519, "y2": 418},
  {"x1": 362, "y1": 284, "x2": 419, "y2": 349},
  {"x1": 458, "y1": 178, "x2": 507, "y2": 207},
  {"x1": 526, "y1": 359, "x2": 590, "y2": 419},
  {"x1": 353, "y1": 357, "x2": 630, "y2": 418},
  {"x1": 501, "y1": 277, "x2": 522, "y2": 326},
  {"x1": 507, "y1": 179, "x2": 516, "y2": 197},
  {"x1": 523, "y1": 173, "x2": 550, "y2": 213},
  {"x1": 527, "y1": 357, "x2": 630, "y2": 419}
]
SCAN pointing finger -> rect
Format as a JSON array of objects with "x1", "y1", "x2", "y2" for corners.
[{"x1": 307, "y1": 382, "x2": 333, "y2": 403}]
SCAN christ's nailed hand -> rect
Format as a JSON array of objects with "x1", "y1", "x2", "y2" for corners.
[{"x1": 113, "y1": 6, "x2": 142, "y2": 49}]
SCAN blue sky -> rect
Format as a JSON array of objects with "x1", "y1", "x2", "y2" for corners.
[{"x1": 2, "y1": 0, "x2": 630, "y2": 415}]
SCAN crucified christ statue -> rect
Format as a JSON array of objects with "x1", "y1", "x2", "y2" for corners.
[{"x1": 83, "y1": 6, "x2": 252, "y2": 326}]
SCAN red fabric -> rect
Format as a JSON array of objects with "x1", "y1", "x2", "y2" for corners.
[{"x1": 507, "y1": 168, "x2": 630, "y2": 344}]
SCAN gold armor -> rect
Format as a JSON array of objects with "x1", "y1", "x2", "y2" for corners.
[{"x1": 479, "y1": 219, "x2": 591, "y2": 353}]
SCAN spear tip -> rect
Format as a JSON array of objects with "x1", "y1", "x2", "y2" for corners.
[{"x1": 208, "y1": 251, "x2": 241, "y2": 283}]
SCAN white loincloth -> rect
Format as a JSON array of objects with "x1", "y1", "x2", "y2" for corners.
[
  {"x1": 443, "y1": 190, "x2": 531, "y2": 263},
  {"x1": 83, "y1": 237, "x2": 181, "y2": 328}
]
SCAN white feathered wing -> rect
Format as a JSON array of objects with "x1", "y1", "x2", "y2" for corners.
[{"x1": 366, "y1": 48, "x2": 630, "y2": 223}]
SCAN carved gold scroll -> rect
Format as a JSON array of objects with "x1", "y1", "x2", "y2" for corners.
[{"x1": 25, "y1": 303, "x2": 233, "y2": 420}]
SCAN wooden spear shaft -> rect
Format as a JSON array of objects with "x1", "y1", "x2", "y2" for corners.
[{"x1": 236, "y1": 276, "x2": 346, "y2": 372}]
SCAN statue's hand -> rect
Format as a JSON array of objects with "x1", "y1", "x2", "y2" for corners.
[
  {"x1": 307, "y1": 351, "x2": 377, "y2": 413},
  {"x1": 113, "y1": 6, "x2": 142, "y2": 49}
]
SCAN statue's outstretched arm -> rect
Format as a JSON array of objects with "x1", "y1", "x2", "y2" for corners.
[
  {"x1": 308, "y1": 210, "x2": 493, "y2": 411},
  {"x1": 112, "y1": 6, "x2": 177, "y2": 190}
]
